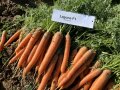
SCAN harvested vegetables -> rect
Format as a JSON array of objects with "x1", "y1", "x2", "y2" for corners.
[
  {"x1": 0, "y1": 0, "x2": 120, "y2": 90},
  {"x1": 61, "y1": 32, "x2": 71, "y2": 73},
  {"x1": 1, "y1": 28, "x2": 120, "y2": 90},
  {"x1": 4, "y1": 30, "x2": 21, "y2": 47},
  {"x1": 0, "y1": 31, "x2": 6, "y2": 52}
]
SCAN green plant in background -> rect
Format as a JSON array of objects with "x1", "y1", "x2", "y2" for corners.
[
  {"x1": 72, "y1": 0, "x2": 120, "y2": 54},
  {"x1": 1, "y1": 0, "x2": 120, "y2": 88}
]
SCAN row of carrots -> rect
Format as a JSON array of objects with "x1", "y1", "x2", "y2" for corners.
[{"x1": 0, "y1": 29, "x2": 114, "y2": 90}]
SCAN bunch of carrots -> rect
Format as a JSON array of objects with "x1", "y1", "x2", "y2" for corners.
[{"x1": 0, "y1": 29, "x2": 115, "y2": 90}]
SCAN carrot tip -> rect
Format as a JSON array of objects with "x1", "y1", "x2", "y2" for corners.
[
  {"x1": 22, "y1": 72, "x2": 26, "y2": 79},
  {"x1": 59, "y1": 87, "x2": 63, "y2": 90},
  {"x1": 17, "y1": 65, "x2": 19, "y2": 68},
  {"x1": 22, "y1": 75, "x2": 26, "y2": 79},
  {"x1": 8, "y1": 62, "x2": 11, "y2": 65}
]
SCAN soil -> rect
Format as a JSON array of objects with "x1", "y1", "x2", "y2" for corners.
[
  {"x1": 0, "y1": 42, "x2": 36, "y2": 90},
  {"x1": 0, "y1": 0, "x2": 37, "y2": 90},
  {"x1": 0, "y1": 63, "x2": 36, "y2": 90}
]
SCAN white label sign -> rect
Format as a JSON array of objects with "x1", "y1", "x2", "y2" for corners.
[{"x1": 52, "y1": 9, "x2": 95, "y2": 28}]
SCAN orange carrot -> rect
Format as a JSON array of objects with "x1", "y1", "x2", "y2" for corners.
[
  {"x1": 72, "y1": 46, "x2": 88, "y2": 65},
  {"x1": 35, "y1": 35, "x2": 51, "y2": 72},
  {"x1": 8, "y1": 48, "x2": 25, "y2": 65},
  {"x1": 36, "y1": 75, "x2": 41, "y2": 84},
  {"x1": 60, "y1": 52, "x2": 96, "y2": 89},
  {"x1": 69, "y1": 50, "x2": 95, "y2": 78},
  {"x1": 22, "y1": 31, "x2": 52, "y2": 77},
  {"x1": 58, "y1": 69, "x2": 69, "y2": 85},
  {"x1": 71, "y1": 69, "x2": 102, "y2": 90},
  {"x1": 70, "y1": 48, "x2": 78, "y2": 62},
  {"x1": 17, "y1": 30, "x2": 42, "y2": 68},
  {"x1": 37, "y1": 53, "x2": 58, "y2": 90},
  {"x1": 35, "y1": 49, "x2": 45, "y2": 72},
  {"x1": 22, "y1": 39, "x2": 40, "y2": 68},
  {"x1": 83, "y1": 60, "x2": 101, "y2": 90},
  {"x1": 60, "y1": 68, "x2": 83, "y2": 89},
  {"x1": 89, "y1": 69, "x2": 111, "y2": 90},
  {"x1": 58, "y1": 50, "x2": 94, "y2": 88},
  {"x1": 50, "y1": 54, "x2": 63, "y2": 90},
  {"x1": 15, "y1": 33, "x2": 32, "y2": 53},
  {"x1": 62, "y1": 70, "x2": 79, "y2": 89},
  {"x1": 38, "y1": 32, "x2": 63, "y2": 76},
  {"x1": 61, "y1": 32, "x2": 71, "y2": 73},
  {"x1": 80, "y1": 68, "x2": 90, "y2": 80},
  {"x1": 57, "y1": 48, "x2": 77, "y2": 85},
  {"x1": 36, "y1": 73, "x2": 45, "y2": 84},
  {"x1": 26, "y1": 36, "x2": 42, "y2": 65},
  {"x1": 4, "y1": 30, "x2": 21, "y2": 47},
  {"x1": 83, "y1": 81, "x2": 93, "y2": 90},
  {"x1": 0, "y1": 31, "x2": 6, "y2": 52}
]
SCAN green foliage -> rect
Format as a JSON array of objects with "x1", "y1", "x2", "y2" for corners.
[
  {"x1": 24, "y1": 3, "x2": 51, "y2": 30},
  {"x1": 74, "y1": 0, "x2": 120, "y2": 54},
  {"x1": 1, "y1": 0, "x2": 120, "y2": 85},
  {"x1": 98, "y1": 53, "x2": 120, "y2": 84}
]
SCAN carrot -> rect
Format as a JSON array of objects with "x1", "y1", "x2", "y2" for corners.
[
  {"x1": 60, "y1": 52, "x2": 96, "y2": 89},
  {"x1": 22, "y1": 41, "x2": 41, "y2": 68},
  {"x1": 58, "y1": 50, "x2": 94, "y2": 88},
  {"x1": 22, "y1": 39, "x2": 41, "y2": 68},
  {"x1": 70, "y1": 48, "x2": 78, "y2": 62},
  {"x1": 83, "y1": 60, "x2": 102, "y2": 90},
  {"x1": 26, "y1": 36, "x2": 42, "y2": 65},
  {"x1": 22, "y1": 61, "x2": 27, "y2": 68},
  {"x1": 17, "y1": 29, "x2": 25, "y2": 45},
  {"x1": 83, "y1": 81, "x2": 93, "y2": 90},
  {"x1": 20, "y1": 34, "x2": 36, "y2": 68},
  {"x1": 71, "y1": 69, "x2": 102, "y2": 90},
  {"x1": 0, "y1": 31, "x2": 6, "y2": 52},
  {"x1": 35, "y1": 50, "x2": 45, "y2": 72},
  {"x1": 72, "y1": 46, "x2": 88, "y2": 65},
  {"x1": 80, "y1": 68, "x2": 90, "y2": 80},
  {"x1": 89, "y1": 69, "x2": 111, "y2": 90},
  {"x1": 57, "y1": 48, "x2": 77, "y2": 84},
  {"x1": 62, "y1": 70, "x2": 79, "y2": 89},
  {"x1": 35, "y1": 35, "x2": 51, "y2": 72},
  {"x1": 4, "y1": 30, "x2": 21, "y2": 47},
  {"x1": 60, "y1": 68, "x2": 83, "y2": 89},
  {"x1": 15, "y1": 33, "x2": 32, "y2": 53},
  {"x1": 58, "y1": 69, "x2": 69, "y2": 85},
  {"x1": 70, "y1": 50, "x2": 95, "y2": 77},
  {"x1": 17, "y1": 30, "x2": 42, "y2": 68},
  {"x1": 38, "y1": 32, "x2": 63, "y2": 76},
  {"x1": 36, "y1": 75, "x2": 42, "y2": 84},
  {"x1": 61, "y1": 32, "x2": 71, "y2": 73},
  {"x1": 22, "y1": 31, "x2": 52, "y2": 77},
  {"x1": 37, "y1": 53, "x2": 58, "y2": 90},
  {"x1": 8, "y1": 48, "x2": 25, "y2": 65},
  {"x1": 36, "y1": 72, "x2": 47, "y2": 84},
  {"x1": 50, "y1": 54, "x2": 63, "y2": 90}
]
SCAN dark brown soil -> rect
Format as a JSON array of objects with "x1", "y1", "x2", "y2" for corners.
[
  {"x1": 0, "y1": 0, "x2": 25, "y2": 18},
  {"x1": 0, "y1": 0, "x2": 25, "y2": 34},
  {"x1": 0, "y1": 0, "x2": 37, "y2": 17},
  {"x1": 0, "y1": 44, "x2": 36, "y2": 90},
  {"x1": 0, "y1": 63, "x2": 36, "y2": 90}
]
